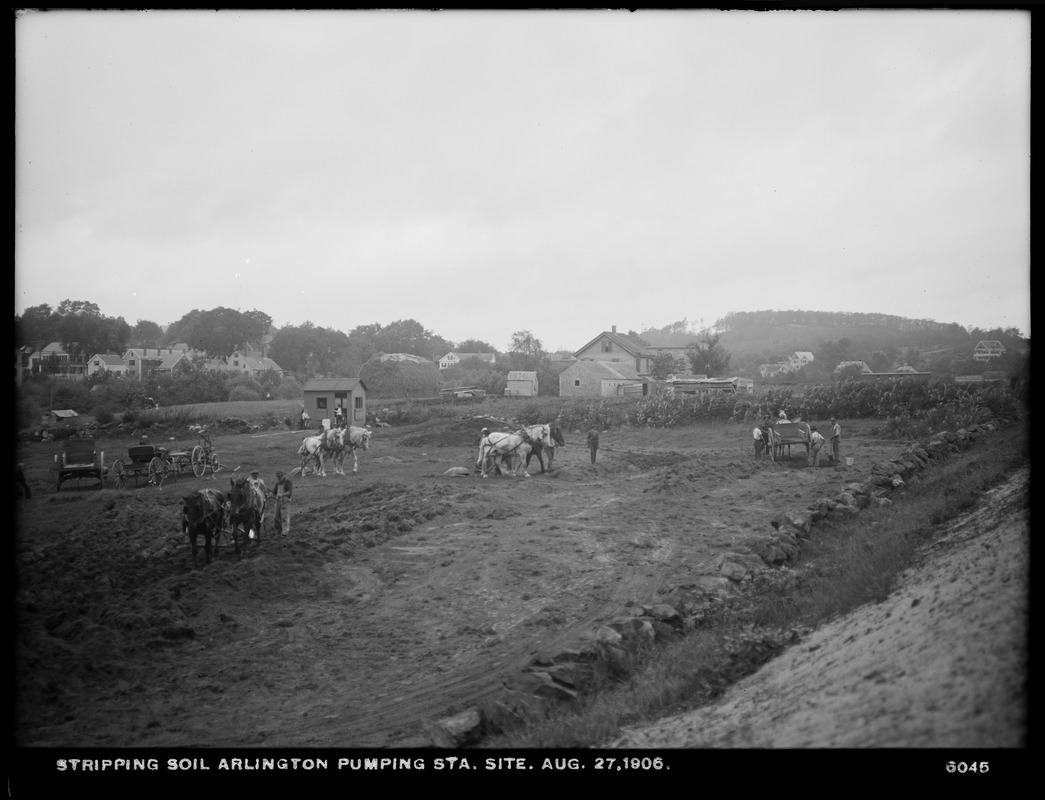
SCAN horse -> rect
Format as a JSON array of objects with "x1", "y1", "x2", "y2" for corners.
[
  {"x1": 182, "y1": 488, "x2": 225, "y2": 565},
  {"x1": 297, "y1": 430, "x2": 340, "y2": 477},
  {"x1": 227, "y1": 475, "x2": 267, "y2": 553},
  {"x1": 330, "y1": 425, "x2": 372, "y2": 475},
  {"x1": 521, "y1": 423, "x2": 567, "y2": 473},
  {"x1": 476, "y1": 426, "x2": 557, "y2": 478}
]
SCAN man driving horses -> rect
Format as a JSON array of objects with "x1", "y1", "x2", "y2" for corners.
[{"x1": 272, "y1": 469, "x2": 292, "y2": 536}]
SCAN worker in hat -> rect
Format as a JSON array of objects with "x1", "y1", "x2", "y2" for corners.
[{"x1": 272, "y1": 468, "x2": 292, "y2": 536}]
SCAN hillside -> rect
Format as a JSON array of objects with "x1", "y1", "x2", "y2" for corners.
[{"x1": 639, "y1": 310, "x2": 1028, "y2": 379}]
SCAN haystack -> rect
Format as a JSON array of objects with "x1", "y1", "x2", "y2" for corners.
[{"x1": 359, "y1": 353, "x2": 441, "y2": 399}]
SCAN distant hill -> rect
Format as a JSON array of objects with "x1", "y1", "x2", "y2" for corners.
[{"x1": 639, "y1": 311, "x2": 1028, "y2": 379}]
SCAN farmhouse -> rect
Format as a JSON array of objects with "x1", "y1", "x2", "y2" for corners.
[
  {"x1": 787, "y1": 351, "x2": 815, "y2": 371},
  {"x1": 86, "y1": 353, "x2": 129, "y2": 378},
  {"x1": 228, "y1": 350, "x2": 285, "y2": 379},
  {"x1": 302, "y1": 378, "x2": 368, "y2": 427},
  {"x1": 438, "y1": 352, "x2": 496, "y2": 370},
  {"x1": 122, "y1": 346, "x2": 195, "y2": 380},
  {"x1": 973, "y1": 340, "x2": 1006, "y2": 362},
  {"x1": 573, "y1": 326, "x2": 656, "y2": 376},
  {"x1": 505, "y1": 371, "x2": 538, "y2": 397},
  {"x1": 28, "y1": 342, "x2": 86, "y2": 379},
  {"x1": 559, "y1": 360, "x2": 652, "y2": 398}
]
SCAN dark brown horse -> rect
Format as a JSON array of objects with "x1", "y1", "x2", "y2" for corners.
[
  {"x1": 523, "y1": 423, "x2": 567, "y2": 473},
  {"x1": 182, "y1": 488, "x2": 225, "y2": 565},
  {"x1": 227, "y1": 475, "x2": 266, "y2": 553}
]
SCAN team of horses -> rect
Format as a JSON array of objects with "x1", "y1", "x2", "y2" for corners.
[
  {"x1": 297, "y1": 425, "x2": 372, "y2": 477},
  {"x1": 476, "y1": 423, "x2": 566, "y2": 478},
  {"x1": 181, "y1": 419, "x2": 569, "y2": 565}
]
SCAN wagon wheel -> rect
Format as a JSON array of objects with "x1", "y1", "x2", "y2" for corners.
[
  {"x1": 191, "y1": 446, "x2": 206, "y2": 477},
  {"x1": 147, "y1": 456, "x2": 166, "y2": 487},
  {"x1": 111, "y1": 459, "x2": 127, "y2": 490}
]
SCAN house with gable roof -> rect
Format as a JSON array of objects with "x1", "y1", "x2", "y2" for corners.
[
  {"x1": 973, "y1": 340, "x2": 1006, "y2": 362},
  {"x1": 559, "y1": 359, "x2": 653, "y2": 398},
  {"x1": 573, "y1": 326, "x2": 656, "y2": 376},
  {"x1": 86, "y1": 353, "x2": 129, "y2": 378}
]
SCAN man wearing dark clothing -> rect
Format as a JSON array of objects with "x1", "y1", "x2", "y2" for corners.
[
  {"x1": 272, "y1": 469, "x2": 292, "y2": 535},
  {"x1": 587, "y1": 429, "x2": 600, "y2": 467},
  {"x1": 15, "y1": 463, "x2": 31, "y2": 499}
]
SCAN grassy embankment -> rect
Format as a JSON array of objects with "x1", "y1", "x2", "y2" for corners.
[{"x1": 477, "y1": 419, "x2": 1029, "y2": 749}]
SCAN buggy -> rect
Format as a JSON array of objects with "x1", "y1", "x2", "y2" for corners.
[
  {"x1": 110, "y1": 437, "x2": 192, "y2": 489},
  {"x1": 52, "y1": 439, "x2": 106, "y2": 492}
]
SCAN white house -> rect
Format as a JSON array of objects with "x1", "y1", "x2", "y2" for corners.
[
  {"x1": 973, "y1": 340, "x2": 1006, "y2": 362},
  {"x1": 759, "y1": 363, "x2": 791, "y2": 379},
  {"x1": 86, "y1": 353, "x2": 129, "y2": 378},
  {"x1": 228, "y1": 350, "x2": 285, "y2": 379},
  {"x1": 438, "y1": 352, "x2": 496, "y2": 370},
  {"x1": 787, "y1": 351, "x2": 815, "y2": 371},
  {"x1": 833, "y1": 360, "x2": 872, "y2": 375}
]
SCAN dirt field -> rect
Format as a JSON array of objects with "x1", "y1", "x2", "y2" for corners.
[{"x1": 11, "y1": 416, "x2": 1016, "y2": 748}]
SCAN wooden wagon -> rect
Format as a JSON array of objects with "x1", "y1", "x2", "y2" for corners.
[
  {"x1": 51, "y1": 438, "x2": 106, "y2": 492},
  {"x1": 767, "y1": 422, "x2": 811, "y2": 462}
]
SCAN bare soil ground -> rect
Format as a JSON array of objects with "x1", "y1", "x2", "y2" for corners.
[{"x1": 12, "y1": 417, "x2": 1024, "y2": 749}]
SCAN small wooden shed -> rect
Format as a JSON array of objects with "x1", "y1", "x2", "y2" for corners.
[
  {"x1": 302, "y1": 378, "x2": 368, "y2": 427},
  {"x1": 504, "y1": 371, "x2": 538, "y2": 397}
]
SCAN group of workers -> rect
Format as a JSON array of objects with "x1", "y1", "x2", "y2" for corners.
[{"x1": 752, "y1": 411, "x2": 842, "y2": 467}]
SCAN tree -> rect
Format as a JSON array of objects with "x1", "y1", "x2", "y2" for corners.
[
  {"x1": 166, "y1": 307, "x2": 272, "y2": 357},
  {"x1": 455, "y1": 338, "x2": 496, "y2": 354},
  {"x1": 508, "y1": 330, "x2": 544, "y2": 370},
  {"x1": 686, "y1": 331, "x2": 732, "y2": 378},
  {"x1": 53, "y1": 300, "x2": 130, "y2": 359},
  {"x1": 130, "y1": 319, "x2": 164, "y2": 348},
  {"x1": 649, "y1": 351, "x2": 687, "y2": 380}
]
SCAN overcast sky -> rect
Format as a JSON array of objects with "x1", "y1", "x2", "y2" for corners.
[{"x1": 15, "y1": 8, "x2": 1030, "y2": 353}]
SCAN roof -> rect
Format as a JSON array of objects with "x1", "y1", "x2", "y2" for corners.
[
  {"x1": 302, "y1": 378, "x2": 367, "y2": 392},
  {"x1": 89, "y1": 353, "x2": 126, "y2": 366},
  {"x1": 791, "y1": 351, "x2": 815, "y2": 359},
  {"x1": 573, "y1": 330, "x2": 654, "y2": 359},
  {"x1": 506, "y1": 371, "x2": 538, "y2": 381},
  {"x1": 52, "y1": 409, "x2": 79, "y2": 419},
  {"x1": 371, "y1": 353, "x2": 433, "y2": 364},
  {"x1": 562, "y1": 360, "x2": 641, "y2": 380}
]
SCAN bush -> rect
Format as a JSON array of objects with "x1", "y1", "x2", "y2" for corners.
[{"x1": 229, "y1": 385, "x2": 263, "y2": 402}]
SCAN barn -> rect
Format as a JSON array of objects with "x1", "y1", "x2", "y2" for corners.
[{"x1": 302, "y1": 378, "x2": 368, "y2": 428}]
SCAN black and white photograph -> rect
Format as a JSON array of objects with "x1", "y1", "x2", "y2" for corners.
[{"x1": 13, "y1": 6, "x2": 1029, "y2": 774}]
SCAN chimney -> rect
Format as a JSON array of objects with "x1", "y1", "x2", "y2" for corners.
[{"x1": 612, "y1": 325, "x2": 617, "y2": 333}]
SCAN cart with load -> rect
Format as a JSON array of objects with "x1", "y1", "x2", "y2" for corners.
[{"x1": 52, "y1": 438, "x2": 106, "y2": 492}]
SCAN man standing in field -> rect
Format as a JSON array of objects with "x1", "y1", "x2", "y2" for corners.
[
  {"x1": 752, "y1": 422, "x2": 765, "y2": 459},
  {"x1": 587, "y1": 428, "x2": 600, "y2": 471},
  {"x1": 272, "y1": 469, "x2": 292, "y2": 536},
  {"x1": 830, "y1": 417, "x2": 842, "y2": 463},
  {"x1": 808, "y1": 426, "x2": 826, "y2": 467}
]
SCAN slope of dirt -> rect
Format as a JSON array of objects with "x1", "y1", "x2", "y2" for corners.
[
  {"x1": 12, "y1": 419, "x2": 1019, "y2": 748},
  {"x1": 613, "y1": 466, "x2": 1030, "y2": 748}
]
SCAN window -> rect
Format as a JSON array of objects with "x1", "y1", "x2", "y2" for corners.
[
  {"x1": 129, "y1": 360, "x2": 135, "y2": 367},
  {"x1": 354, "y1": 397, "x2": 363, "y2": 409},
  {"x1": 601, "y1": 339, "x2": 612, "y2": 353},
  {"x1": 316, "y1": 398, "x2": 327, "y2": 410},
  {"x1": 574, "y1": 380, "x2": 580, "y2": 387}
]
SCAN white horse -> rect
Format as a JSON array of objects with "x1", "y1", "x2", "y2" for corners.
[
  {"x1": 476, "y1": 426, "x2": 556, "y2": 478},
  {"x1": 331, "y1": 425, "x2": 372, "y2": 475},
  {"x1": 297, "y1": 429, "x2": 340, "y2": 477}
]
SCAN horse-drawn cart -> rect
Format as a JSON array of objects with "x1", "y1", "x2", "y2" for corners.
[
  {"x1": 767, "y1": 422, "x2": 812, "y2": 462},
  {"x1": 52, "y1": 438, "x2": 106, "y2": 492},
  {"x1": 110, "y1": 438, "x2": 192, "y2": 489}
]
